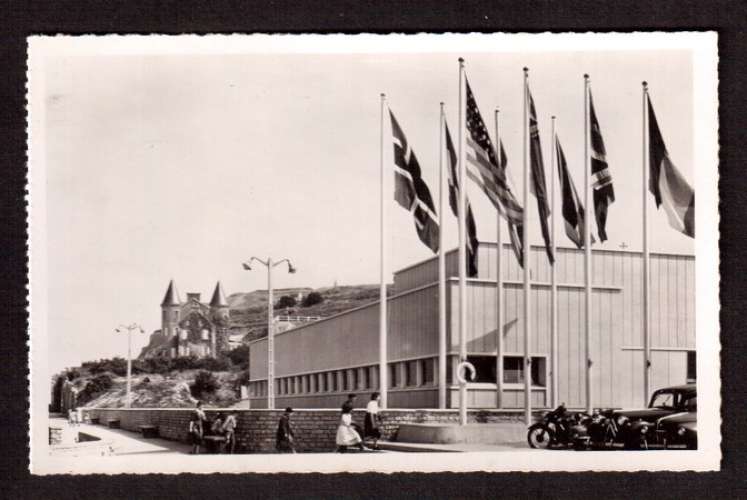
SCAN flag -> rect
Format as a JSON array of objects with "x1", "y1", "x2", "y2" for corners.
[
  {"x1": 464, "y1": 78, "x2": 524, "y2": 225},
  {"x1": 527, "y1": 88, "x2": 555, "y2": 264},
  {"x1": 556, "y1": 136, "x2": 594, "y2": 249},
  {"x1": 589, "y1": 90, "x2": 615, "y2": 241},
  {"x1": 444, "y1": 121, "x2": 479, "y2": 277},
  {"x1": 498, "y1": 139, "x2": 525, "y2": 267},
  {"x1": 648, "y1": 96, "x2": 695, "y2": 238},
  {"x1": 390, "y1": 110, "x2": 440, "y2": 253}
]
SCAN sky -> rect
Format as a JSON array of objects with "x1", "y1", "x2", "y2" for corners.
[{"x1": 37, "y1": 37, "x2": 698, "y2": 373}]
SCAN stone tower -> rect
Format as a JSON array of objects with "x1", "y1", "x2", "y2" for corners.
[
  {"x1": 209, "y1": 281, "x2": 230, "y2": 356},
  {"x1": 161, "y1": 279, "x2": 181, "y2": 346}
]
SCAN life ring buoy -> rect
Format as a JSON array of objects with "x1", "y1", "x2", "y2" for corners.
[{"x1": 456, "y1": 361, "x2": 476, "y2": 384}]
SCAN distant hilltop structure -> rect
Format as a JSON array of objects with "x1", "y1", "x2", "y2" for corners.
[{"x1": 140, "y1": 280, "x2": 232, "y2": 359}]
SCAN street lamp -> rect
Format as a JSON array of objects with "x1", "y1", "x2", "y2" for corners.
[
  {"x1": 115, "y1": 323, "x2": 145, "y2": 408},
  {"x1": 242, "y1": 256, "x2": 296, "y2": 410}
]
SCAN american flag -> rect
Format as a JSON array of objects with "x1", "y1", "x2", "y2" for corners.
[
  {"x1": 465, "y1": 79, "x2": 523, "y2": 225},
  {"x1": 389, "y1": 109, "x2": 440, "y2": 253},
  {"x1": 589, "y1": 89, "x2": 615, "y2": 241},
  {"x1": 444, "y1": 120, "x2": 479, "y2": 277}
]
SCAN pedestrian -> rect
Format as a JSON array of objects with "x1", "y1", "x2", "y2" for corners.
[
  {"x1": 211, "y1": 412, "x2": 225, "y2": 436},
  {"x1": 276, "y1": 407, "x2": 296, "y2": 453},
  {"x1": 342, "y1": 393, "x2": 357, "y2": 413},
  {"x1": 188, "y1": 410, "x2": 203, "y2": 454},
  {"x1": 336, "y1": 405, "x2": 367, "y2": 452},
  {"x1": 222, "y1": 411, "x2": 238, "y2": 454},
  {"x1": 364, "y1": 392, "x2": 382, "y2": 449},
  {"x1": 194, "y1": 400, "x2": 207, "y2": 423}
]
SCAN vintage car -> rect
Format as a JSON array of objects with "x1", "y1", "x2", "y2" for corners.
[
  {"x1": 604, "y1": 384, "x2": 696, "y2": 449},
  {"x1": 654, "y1": 400, "x2": 697, "y2": 449}
]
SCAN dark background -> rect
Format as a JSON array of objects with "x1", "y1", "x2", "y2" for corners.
[{"x1": 2, "y1": 1, "x2": 745, "y2": 497}]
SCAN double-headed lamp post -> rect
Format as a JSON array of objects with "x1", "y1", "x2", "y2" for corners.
[
  {"x1": 242, "y1": 256, "x2": 296, "y2": 410},
  {"x1": 115, "y1": 323, "x2": 145, "y2": 409}
]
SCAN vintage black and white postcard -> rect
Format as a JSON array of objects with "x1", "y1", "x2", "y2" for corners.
[{"x1": 27, "y1": 32, "x2": 719, "y2": 473}]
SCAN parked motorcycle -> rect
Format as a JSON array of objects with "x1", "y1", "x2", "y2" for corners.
[{"x1": 527, "y1": 404, "x2": 591, "y2": 450}]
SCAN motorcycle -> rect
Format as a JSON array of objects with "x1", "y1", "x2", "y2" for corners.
[{"x1": 527, "y1": 404, "x2": 591, "y2": 450}]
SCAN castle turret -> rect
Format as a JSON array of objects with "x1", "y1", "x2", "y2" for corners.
[
  {"x1": 210, "y1": 281, "x2": 230, "y2": 356},
  {"x1": 161, "y1": 279, "x2": 181, "y2": 342}
]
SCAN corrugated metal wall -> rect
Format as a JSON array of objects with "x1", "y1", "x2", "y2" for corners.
[{"x1": 251, "y1": 243, "x2": 695, "y2": 410}]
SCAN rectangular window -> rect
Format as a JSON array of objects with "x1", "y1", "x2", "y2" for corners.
[
  {"x1": 371, "y1": 366, "x2": 379, "y2": 390},
  {"x1": 502, "y1": 356, "x2": 547, "y2": 387},
  {"x1": 339, "y1": 371, "x2": 347, "y2": 392},
  {"x1": 388, "y1": 363, "x2": 398, "y2": 389},
  {"x1": 360, "y1": 367, "x2": 369, "y2": 390},
  {"x1": 687, "y1": 351, "x2": 696, "y2": 382},
  {"x1": 447, "y1": 356, "x2": 454, "y2": 384},
  {"x1": 330, "y1": 372, "x2": 338, "y2": 392},
  {"x1": 466, "y1": 355, "x2": 497, "y2": 383},
  {"x1": 421, "y1": 358, "x2": 435, "y2": 386},
  {"x1": 350, "y1": 369, "x2": 358, "y2": 391},
  {"x1": 405, "y1": 360, "x2": 418, "y2": 387}
]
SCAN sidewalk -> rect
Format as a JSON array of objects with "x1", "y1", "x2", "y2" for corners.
[{"x1": 50, "y1": 417, "x2": 191, "y2": 456}]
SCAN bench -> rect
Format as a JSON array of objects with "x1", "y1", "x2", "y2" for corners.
[
  {"x1": 107, "y1": 419, "x2": 121, "y2": 429},
  {"x1": 139, "y1": 425, "x2": 159, "y2": 439},
  {"x1": 202, "y1": 435, "x2": 227, "y2": 454}
]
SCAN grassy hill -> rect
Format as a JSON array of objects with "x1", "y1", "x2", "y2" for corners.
[{"x1": 228, "y1": 284, "x2": 393, "y2": 342}]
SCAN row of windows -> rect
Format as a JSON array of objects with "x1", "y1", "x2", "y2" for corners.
[
  {"x1": 249, "y1": 351, "x2": 696, "y2": 397},
  {"x1": 248, "y1": 357, "x2": 440, "y2": 397}
]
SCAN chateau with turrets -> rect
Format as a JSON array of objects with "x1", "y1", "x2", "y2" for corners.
[{"x1": 140, "y1": 280, "x2": 233, "y2": 359}]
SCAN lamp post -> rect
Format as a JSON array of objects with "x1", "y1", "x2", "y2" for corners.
[
  {"x1": 242, "y1": 256, "x2": 296, "y2": 410},
  {"x1": 115, "y1": 323, "x2": 145, "y2": 408}
]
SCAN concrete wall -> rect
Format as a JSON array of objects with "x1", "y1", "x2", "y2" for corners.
[{"x1": 85, "y1": 407, "x2": 537, "y2": 453}]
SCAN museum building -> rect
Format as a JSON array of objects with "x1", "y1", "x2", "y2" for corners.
[{"x1": 247, "y1": 242, "x2": 695, "y2": 410}]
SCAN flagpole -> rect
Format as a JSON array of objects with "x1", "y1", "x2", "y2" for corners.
[
  {"x1": 583, "y1": 74, "x2": 593, "y2": 414},
  {"x1": 379, "y1": 92, "x2": 388, "y2": 409},
  {"x1": 550, "y1": 115, "x2": 558, "y2": 409},
  {"x1": 438, "y1": 102, "x2": 447, "y2": 409},
  {"x1": 522, "y1": 67, "x2": 532, "y2": 426},
  {"x1": 458, "y1": 58, "x2": 468, "y2": 425},
  {"x1": 494, "y1": 108, "x2": 504, "y2": 410},
  {"x1": 642, "y1": 81, "x2": 651, "y2": 406}
]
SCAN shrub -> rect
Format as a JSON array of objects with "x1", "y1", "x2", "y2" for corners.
[
  {"x1": 301, "y1": 291, "x2": 324, "y2": 307},
  {"x1": 81, "y1": 357, "x2": 128, "y2": 376},
  {"x1": 226, "y1": 344, "x2": 250, "y2": 369},
  {"x1": 142, "y1": 356, "x2": 173, "y2": 374},
  {"x1": 275, "y1": 295, "x2": 297, "y2": 310},
  {"x1": 172, "y1": 355, "x2": 200, "y2": 371},
  {"x1": 191, "y1": 370, "x2": 220, "y2": 397},
  {"x1": 66, "y1": 369, "x2": 81, "y2": 381},
  {"x1": 77, "y1": 374, "x2": 114, "y2": 406},
  {"x1": 237, "y1": 369, "x2": 252, "y2": 386},
  {"x1": 194, "y1": 356, "x2": 231, "y2": 372}
]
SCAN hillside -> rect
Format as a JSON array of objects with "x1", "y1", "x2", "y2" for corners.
[{"x1": 227, "y1": 284, "x2": 394, "y2": 342}]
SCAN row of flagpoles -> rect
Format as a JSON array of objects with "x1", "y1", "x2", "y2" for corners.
[{"x1": 378, "y1": 58, "x2": 695, "y2": 425}]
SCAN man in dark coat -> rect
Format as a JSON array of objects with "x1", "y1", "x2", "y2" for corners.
[{"x1": 276, "y1": 407, "x2": 296, "y2": 453}]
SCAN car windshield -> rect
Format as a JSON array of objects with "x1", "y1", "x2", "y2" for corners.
[{"x1": 649, "y1": 391, "x2": 677, "y2": 409}]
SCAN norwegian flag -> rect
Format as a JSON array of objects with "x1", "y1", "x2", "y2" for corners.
[
  {"x1": 556, "y1": 135, "x2": 594, "y2": 249},
  {"x1": 389, "y1": 109, "x2": 440, "y2": 253},
  {"x1": 444, "y1": 120, "x2": 479, "y2": 277},
  {"x1": 527, "y1": 87, "x2": 554, "y2": 264}
]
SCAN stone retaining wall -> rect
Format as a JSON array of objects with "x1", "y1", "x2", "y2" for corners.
[{"x1": 85, "y1": 408, "x2": 537, "y2": 453}]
